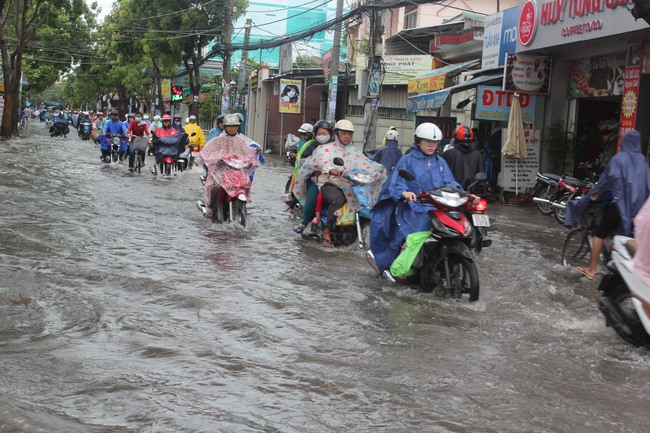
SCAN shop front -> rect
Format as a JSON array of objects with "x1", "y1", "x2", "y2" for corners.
[{"x1": 516, "y1": 0, "x2": 650, "y2": 173}]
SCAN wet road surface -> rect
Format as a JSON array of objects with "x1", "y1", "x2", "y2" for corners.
[{"x1": 1, "y1": 126, "x2": 649, "y2": 432}]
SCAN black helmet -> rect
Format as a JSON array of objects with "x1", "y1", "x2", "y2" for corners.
[
  {"x1": 312, "y1": 120, "x2": 334, "y2": 142},
  {"x1": 109, "y1": 109, "x2": 119, "y2": 116}
]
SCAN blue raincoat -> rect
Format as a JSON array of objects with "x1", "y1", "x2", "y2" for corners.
[
  {"x1": 370, "y1": 145, "x2": 461, "y2": 272},
  {"x1": 370, "y1": 139, "x2": 403, "y2": 176},
  {"x1": 564, "y1": 130, "x2": 650, "y2": 235}
]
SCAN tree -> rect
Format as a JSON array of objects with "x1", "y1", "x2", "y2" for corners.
[{"x1": 0, "y1": 0, "x2": 88, "y2": 137}]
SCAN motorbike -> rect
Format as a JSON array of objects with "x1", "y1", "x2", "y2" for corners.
[
  {"x1": 80, "y1": 121, "x2": 92, "y2": 140},
  {"x1": 50, "y1": 122, "x2": 69, "y2": 138},
  {"x1": 392, "y1": 169, "x2": 491, "y2": 302},
  {"x1": 532, "y1": 172, "x2": 561, "y2": 215},
  {"x1": 150, "y1": 132, "x2": 190, "y2": 176},
  {"x1": 301, "y1": 157, "x2": 374, "y2": 249},
  {"x1": 99, "y1": 134, "x2": 128, "y2": 163},
  {"x1": 598, "y1": 236, "x2": 650, "y2": 349},
  {"x1": 196, "y1": 157, "x2": 253, "y2": 228}
]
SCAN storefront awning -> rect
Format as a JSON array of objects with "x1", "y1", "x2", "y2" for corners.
[
  {"x1": 407, "y1": 59, "x2": 480, "y2": 93},
  {"x1": 406, "y1": 72, "x2": 503, "y2": 113}
]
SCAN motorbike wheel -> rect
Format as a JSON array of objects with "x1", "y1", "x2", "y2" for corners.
[
  {"x1": 232, "y1": 200, "x2": 247, "y2": 228},
  {"x1": 285, "y1": 176, "x2": 292, "y2": 194},
  {"x1": 421, "y1": 254, "x2": 480, "y2": 302},
  {"x1": 111, "y1": 151, "x2": 118, "y2": 163},
  {"x1": 599, "y1": 283, "x2": 650, "y2": 348},
  {"x1": 163, "y1": 162, "x2": 172, "y2": 176},
  {"x1": 533, "y1": 185, "x2": 554, "y2": 215},
  {"x1": 553, "y1": 192, "x2": 572, "y2": 225}
]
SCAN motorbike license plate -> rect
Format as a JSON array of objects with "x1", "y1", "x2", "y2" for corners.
[{"x1": 472, "y1": 214, "x2": 490, "y2": 227}]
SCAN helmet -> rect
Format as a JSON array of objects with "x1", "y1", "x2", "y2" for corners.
[
  {"x1": 385, "y1": 129, "x2": 399, "y2": 141},
  {"x1": 97, "y1": 111, "x2": 104, "y2": 116},
  {"x1": 161, "y1": 114, "x2": 172, "y2": 120},
  {"x1": 313, "y1": 120, "x2": 334, "y2": 140},
  {"x1": 298, "y1": 123, "x2": 313, "y2": 134},
  {"x1": 223, "y1": 113, "x2": 241, "y2": 126},
  {"x1": 127, "y1": 113, "x2": 135, "y2": 118},
  {"x1": 235, "y1": 113, "x2": 244, "y2": 123},
  {"x1": 334, "y1": 119, "x2": 354, "y2": 133},
  {"x1": 216, "y1": 114, "x2": 225, "y2": 123},
  {"x1": 153, "y1": 115, "x2": 161, "y2": 121},
  {"x1": 172, "y1": 113, "x2": 182, "y2": 120},
  {"x1": 414, "y1": 123, "x2": 443, "y2": 141},
  {"x1": 454, "y1": 125, "x2": 474, "y2": 141},
  {"x1": 143, "y1": 114, "x2": 149, "y2": 120},
  {"x1": 189, "y1": 115, "x2": 197, "y2": 122},
  {"x1": 109, "y1": 109, "x2": 119, "y2": 116}
]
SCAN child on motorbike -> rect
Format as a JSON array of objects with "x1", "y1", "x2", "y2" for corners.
[{"x1": 295, "y1": 119, "x2": 386, "y2": 247}]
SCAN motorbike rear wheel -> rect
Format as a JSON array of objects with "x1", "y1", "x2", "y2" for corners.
[
  {"x1": 421, "y1": 254, "x2": 479, "y2": 302},
  {"x1": 231, "y1": 200, "x2": 247, "y2": 228},
  {"x1": 553, "y1": 192, "x2": 572, "y2": 225},
  {"x1": 599, "y1": 282, "x2": 650, "y2": 348},
  {"x1": 533, "y1": 184, "x2": 554, "y2": 215}
]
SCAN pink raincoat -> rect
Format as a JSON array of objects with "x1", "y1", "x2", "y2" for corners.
[
  {"x1": 634, "y1": 196, "x2": 650, "y2": 289},
  {"x1": 294, "y1": 140, "x2": 386, "y2": 222},
  {"x1": 200, "y1": 134, "x2": 260, "y2": 206}
]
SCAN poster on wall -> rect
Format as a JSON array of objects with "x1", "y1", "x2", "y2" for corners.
[
  {"x1": 500, "y1": 129, "x2": 540, "y2": 191},
  {"x1": 279, "y1": 79, "x2": 301, "y2": 114},
  {"x1": 503, "y1": 53, "x2": 552, "y2": 94},
  {"x1": 567, "y1": 55, "x2": 625, "y2": 98},
  {"x1": 618, "y1": 42, "x2": 642, "y2": 148}
]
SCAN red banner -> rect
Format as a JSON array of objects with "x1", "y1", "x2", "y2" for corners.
[{"x1": 618, "y1": 42, "x2": 642, "y2": 151}]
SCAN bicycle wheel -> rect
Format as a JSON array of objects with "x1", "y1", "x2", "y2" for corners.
[
  {"x1": 561, "y1": 227, "x2": 591, "y2": 267},
  {"x1": 135, "y1": 152, "x2": 142, "y2": 175}
]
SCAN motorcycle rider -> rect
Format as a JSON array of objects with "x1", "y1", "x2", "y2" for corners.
[
  {"x1": 172, "y1": 114, "x2": 184, "y2": 133},
  {"x1": 52, "y1": 110, "x2": 69, "y2": 137},
  {"x1": 199, "y1": 113, "x2": 260, "y2": 219},
  {"x1": 296, "y1": 119, "x2": 386, "y2": 247},
  {"x1": 152, "y1": 114, "x2": 178, "y2": 137},
  {"x1": 184, "y1": 114, "x2": 206, "y2": 150},
  {"x1": 123, "y1": 113, "x2": 135, "y2": 129},
  {"x1": 77, "y1": 111, "x2": 92, "y2": 138},
  {"x1": 369, "y1": 128, "x2": 402, "y2": 176},
  {"x1": 570, "y1": 130, "x2": 650, "y2": 280},
  {"x1": 92, "y1": 111, "x2": 105, "y2": 132},
  {"x1": 291, "y1": 120, "x2": 333, "y2": 233},
  {"x1": 206, "y1": 114, "x2": 225, "y2": 142},
  {"x1": 150, "y1": 115, "x2": 163, "y2": 131},
  {"x1": 101, "y1": 109, "x2": 128, "y2": 161},
  {"x1": 441, "y1": 125, "x2": 485, "y2": 192},
  {"x1": 126, "y1": 111, "x2": 152, "y2": 172},
  {"x1": 367, "y1": 122, "x2": 469, "y2": 281},
  {"x1": 142, "y1": 114, "x2": 151, "y2": 127}
]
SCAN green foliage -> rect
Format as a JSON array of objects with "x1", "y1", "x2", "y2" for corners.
[
  {"x1": 595, "y1": 118, "x2": 619, "y2": 170},
  {"x1": 541, "y1": 120, "x2": 576, "y2": 173}
]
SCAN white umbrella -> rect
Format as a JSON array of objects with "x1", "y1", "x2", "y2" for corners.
[{"x1": 502, "y1": 92, "x2": 527, "y2": 195}]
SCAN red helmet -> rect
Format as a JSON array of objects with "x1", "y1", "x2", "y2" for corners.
[
  {"x1": 161, "y1": 114, "x2": 172, "y2": 120},
  {"x1": 454, "y1": 125, "x2": 474, "y2": 141},
  {"x1": 97, "y1": 111, "x2": 104, "y2": 116}
]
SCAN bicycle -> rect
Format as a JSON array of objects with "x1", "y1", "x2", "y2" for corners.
[
  {"x1": 561, "y1": 201, "x2": 610, "y2": 268},
  {"x1": 132, "y1": 136, "x2": 149, "y2": 175}
]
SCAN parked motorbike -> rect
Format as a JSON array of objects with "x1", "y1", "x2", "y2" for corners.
[
  {"x1": 598, "y1": 236, "x2": 650, "y2": 349},
  {"x1": 532, "y1": 172, "x2": 561, "y2": 215},
  {"x1": 301, "y1": 157, "x2": 373, "y2": 249},
  {"x1": 392, "y1": 169, "x2": 491, "y2": 302}
]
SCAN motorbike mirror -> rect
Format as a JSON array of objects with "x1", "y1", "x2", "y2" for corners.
[
  {"x1": 398, "y1": 170, "x2": 415, "y2": 181},
  {"x1": 333, "y1": 157, "x2": 345, "y2": 166},
  {"x1": 473, "y1": 172, "x2": 487, "y2": 181}
]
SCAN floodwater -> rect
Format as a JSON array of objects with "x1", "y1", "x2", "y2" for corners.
[{"x1": 1, "y1": 125, "x2": 649, "y2": 433}]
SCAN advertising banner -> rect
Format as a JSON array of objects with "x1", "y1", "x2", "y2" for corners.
[
  {"x1": 501, "y1": 129, "x2": 541, "y2": 191},
  {"x1": 567, "y1": 55, "x2": 625, "y2": 98},
  {"x1": 503, "y1": 53, "x2": 552, "y2": 94},
  {"x1": 476, "y1": 86, "x2": 536, "y2": 123},
  {"x1": 407, "y1": 89, "x2": 451, "y2": 112},
  {"x1": 356, "y1": 55, "x2": 433, "y2": 86},
  {"x1": 279, "y1": 79, "x2": 302, "y2": 114},
  {"x1": 618, "y1": 42, "x2": 642, "y2": 149},
  {"x1": 322, "y1": 48, "x2": 333, "y2": 84},
  {"x1": 482, "y1": 6, "x2": 519, "y2": 70}
]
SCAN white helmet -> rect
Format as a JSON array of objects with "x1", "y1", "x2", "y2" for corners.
[
  {"x1": 386, "y1": 129, "x2": 399, "y2": 141},
  {"x1": 415, "y1": 123, "x2": 443, "y2": 141},
  {"x1": 153, "y1": 115, "x2": 161, "y2": 121},
  {"x1": 334, "y1": 119, "x2": 354, "y2": 133},
  {"x1": 143, "y1": 114, "x2": 149, "y2": 120},
  {"x1": 223, "y1": 113, "x2": 241, "y2": 126},
  {"x1": 298, "y1": 123, "x2": 313, "y2": 134}
]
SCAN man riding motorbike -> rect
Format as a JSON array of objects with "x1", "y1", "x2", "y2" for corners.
[
  {"x1": 184, "y1": 114, "x2": 206, "y2": 150},
  {"x1": 172, "y1": 114, "x2": 184, "y2": 133},
  {"x1": 207, "y1": 114, "x2": 225, "y2": 142},
  {"x1": 295, "y1": 119, "x2": 385, "y2": 247},
  {"x1": 101, "y1": 110, "x2": 128, "y2": 161}
]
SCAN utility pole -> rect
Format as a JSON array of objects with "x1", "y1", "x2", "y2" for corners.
[
  {"x1": 362, "y1": 9, "x2": 383, "y2": 151},
  {"x1": 236, "y1": 19, "x2": 252, "y2": 111},
  {"x1": 222, "y1": 0, "x2": 234, "y2": 113},
  {"x1": 326, "y1": 0, "x2": 343, "y2": 124}
]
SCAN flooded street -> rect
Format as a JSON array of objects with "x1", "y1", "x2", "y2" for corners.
[{"x1": 1, "y1": 126, "x2": 650, "y2": 432}]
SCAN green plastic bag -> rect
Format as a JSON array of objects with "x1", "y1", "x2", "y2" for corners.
[{"x1": 389, "y1": 231, "x2": 431, "y2": 277}]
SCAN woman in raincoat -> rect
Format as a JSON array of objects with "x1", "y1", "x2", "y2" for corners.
[{"x1": 294, "y1": 119, "x2": 385, "y2": 247}]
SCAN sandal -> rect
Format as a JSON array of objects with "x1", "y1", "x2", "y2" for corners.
[
  {"x1": 322, "y1": 237, "x2": 334, "y2": 248},
  {"x1": 293, "y1": 224, "x2": 305, "y2": 234},
  {"x1": 311, "y1": 215, "x2": 321, "y2": 225}
]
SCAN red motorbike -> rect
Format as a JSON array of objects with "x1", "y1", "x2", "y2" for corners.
[{"x1": 398, "y1": 170, "x2": 490, "y2": 302}]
